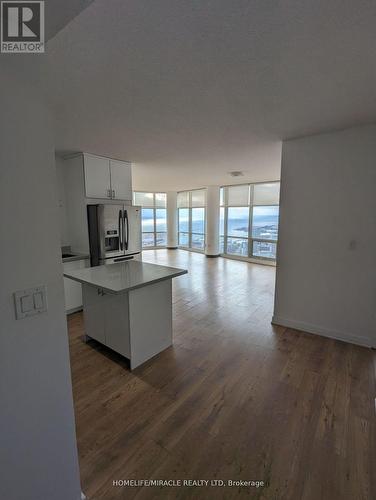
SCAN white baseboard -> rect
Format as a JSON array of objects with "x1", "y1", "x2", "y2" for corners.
[
  {"x1": 272, "y1": 315, "x2": 374, "y2": 349},
  {"x1": 66, "y1": 306, "x2": 83, "y2": 315},
  {"x1": 220, "y1": 253, "x2": 276, "y2": 267}
]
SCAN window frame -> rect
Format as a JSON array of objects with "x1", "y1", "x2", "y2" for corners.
[
  {"x1": 220, "y1": 181, "x2": 280, "y2": 262},
  {"x1": 133, "y1": 191, "x2": 167, "y2": 249},
  {"x1": 177, "y1": 189, "x2": 206, "y2": 252}
]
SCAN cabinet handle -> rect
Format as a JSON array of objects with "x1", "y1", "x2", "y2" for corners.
[
  {"x1": 112, "y1": 189, "x2": 115, "y2": 198},
  {"x1": 107, "y1": 189, "x2": 111, "y2": 198}
]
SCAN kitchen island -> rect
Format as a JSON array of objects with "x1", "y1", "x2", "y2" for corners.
[{"x1": 64, "y1": 261, "x2": 187, "y2": 369}]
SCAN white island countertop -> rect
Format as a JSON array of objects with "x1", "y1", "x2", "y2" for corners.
[{"x1": 63, "y1": 260, "x2": 188, "y2": 294}]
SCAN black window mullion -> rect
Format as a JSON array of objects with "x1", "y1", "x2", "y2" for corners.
[
  {"x1": 224, "y1": 204, "x2": 228, "y2": 254},
  {"x1": 189, "y1": 206, "x2": 192, "y2": 248},
  {"x1": 204, "y1": 206, "x2": 206, "y2": 247},
  {"x1": 153, "y1": 207, "x2": 156, "y2": 247},
  {"x1": 248, "y1": 184, "x2": 253, "y2": 258},
  {"x1": 153, "y1": 193, "x2": 156, "y2": 247},
  {"x1": 188, "y1": 191, "x2": 192, "y2": 248}
]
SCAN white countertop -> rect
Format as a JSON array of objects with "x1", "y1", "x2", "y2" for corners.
[{"x1": 63, "y1": 261, "x2": 187, "y2": 294}]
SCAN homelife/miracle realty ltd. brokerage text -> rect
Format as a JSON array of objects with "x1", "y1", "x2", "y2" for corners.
[{"x1": 113, "y1": 479, "x2": 266, "y2": 488}]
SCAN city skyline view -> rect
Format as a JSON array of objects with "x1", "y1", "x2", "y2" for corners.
[{"x1": 140, "y1": 204, "x2": 279, "y2": 258}]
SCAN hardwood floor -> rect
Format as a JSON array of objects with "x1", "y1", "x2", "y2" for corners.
[{"x1": 68, "y1": 250, "x2": 376, "y2": 500}]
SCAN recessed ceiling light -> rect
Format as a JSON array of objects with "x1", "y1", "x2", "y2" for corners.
[{"x1": 229, "y1": 171, "x2": 244, "y2": 177}]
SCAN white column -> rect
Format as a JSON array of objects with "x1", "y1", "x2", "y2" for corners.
[
  {"x1": 205, "y1": 186, "x2": 220, "y2": 257},
  {"x1": 166, "y1": 191, "x2": 178, "y2": 248}
]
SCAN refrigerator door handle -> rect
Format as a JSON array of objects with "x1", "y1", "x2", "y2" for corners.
[
  {"x1": 118, "y1": 209, "x2": 123, "y2": 251},
  {"x1": 124, "y1": 209, "x2": 129, "y2": 250},
  {"x1": 122, "y1": 209, "x2": 126, "y2": 251}
]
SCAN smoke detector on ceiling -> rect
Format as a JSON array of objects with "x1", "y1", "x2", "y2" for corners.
[{"x1": 229, "y1": 171, "x2": 244, "y2": 177}]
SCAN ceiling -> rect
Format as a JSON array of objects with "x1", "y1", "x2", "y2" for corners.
[
  {"x1": 45, "y1": 0, "x2": 376, "y2": 191},
  {"x1": 45, "y1": 0, "x2": 94, "y2": 41},
  {"x1": 0, "y1": 0, "x2": 93, "y2": 87}
]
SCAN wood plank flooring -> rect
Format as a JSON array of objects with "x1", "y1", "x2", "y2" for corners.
[{"x1": 67, "y1": 250, "x2": 376, "y2": 500}]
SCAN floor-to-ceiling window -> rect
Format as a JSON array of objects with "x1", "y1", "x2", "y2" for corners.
[
  {"x1": 220, "y1": 182, "x2": 280, "y2": 261},
  {"x1": 177, "y1": 189, "x2": 206, "y2": 251},
  {"x1": 133, "y1": 192, "x2": 167, "y2": 248}
]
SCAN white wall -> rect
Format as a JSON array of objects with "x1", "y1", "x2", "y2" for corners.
[
  {"x1": 166, "y1": 191, "x2": 178, "y2": 248},
  {"x1": 0, "y1": 62, "x2": 81, "y2": 499},
  {"x1": 273, "y1": 124, "x2": 376, "y2": 347},
  {"x1": 205, "y1": 186, "x2": 220, "y2": 257},
  {"x1": 55, "y1": 156, "x2": 70, "y2": 246}
]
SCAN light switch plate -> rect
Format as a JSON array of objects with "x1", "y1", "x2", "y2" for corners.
[
  {"x1": 21, "y1": 294, "x2": 34, "y2": 313},
  {"x1": 14, "y1": 286, "x2": 48, "y2": 320}
]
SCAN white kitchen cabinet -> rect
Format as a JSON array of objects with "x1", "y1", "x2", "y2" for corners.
[
  {"x1": 83, "y1": 153, "x2": 132, "y2": 201},
  {"x1": 60, "y1": 152, "x2": 133, "y2": 257},
  {"x1": 103, "y1": 292, "x2": 131, "y2": 358},
  {"x1": 82, "y1": 285, "x2": 131, "y2": 358},
  {"x1": 64, "y1": 261, "x2": 187, "y2": 370},
  {"x1": 81, "y1": 284, "x2": 106, "y2": 344},
  {"x1": 83, "y1": 154, "x2": 111, "y2": 199},
  {"x1": 63, "y1": 259, "x2": 89, "y2": 313},
  {"x1": 110, "y1": 159, "x2": 132, "y2": 200}
]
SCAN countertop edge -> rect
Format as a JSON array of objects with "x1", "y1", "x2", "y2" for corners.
[
  {"x1": 63, "y1": 269, "x2": 188, "y2": 294},
  {"x1": 62, "y1": 254, "x2": 90, "y2": 263}
]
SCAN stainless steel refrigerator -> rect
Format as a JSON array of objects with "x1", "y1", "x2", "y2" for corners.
[{"x1": 87, "y1": 204, "x2": 142, "y2": 266}]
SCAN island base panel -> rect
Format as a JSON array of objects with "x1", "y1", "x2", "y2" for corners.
[
  {"x1": 81, "y1": 279, "x2": 173, "y2": 370},
  {"x1": 129, "y1": 279, "x2": 172, "y2": 370},
  {"x1": 82, "y1": 285, "x2": 130, "y2": 358},
  {"x1": 82, "y1": 285, "x2": 106, "y2": 345}
]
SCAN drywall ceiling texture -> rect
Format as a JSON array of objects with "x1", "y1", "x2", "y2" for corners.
[
  {"x1": 44, "y1": 0, "x2": 376, "y2": 190},
  {"x1": 273, "y1": 124, "x2": 376, "y2": 347},
  {"x1": 45, "y1": 0, "x2": 95, "y2": 40}
]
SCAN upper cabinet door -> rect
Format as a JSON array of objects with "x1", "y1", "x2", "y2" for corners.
[
  {"x1": 84, "y1": 154, "x2": 111, "y2": 199},
  {"x1": 110, "y1": 160, "x2": 132, "y2": 200}
]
